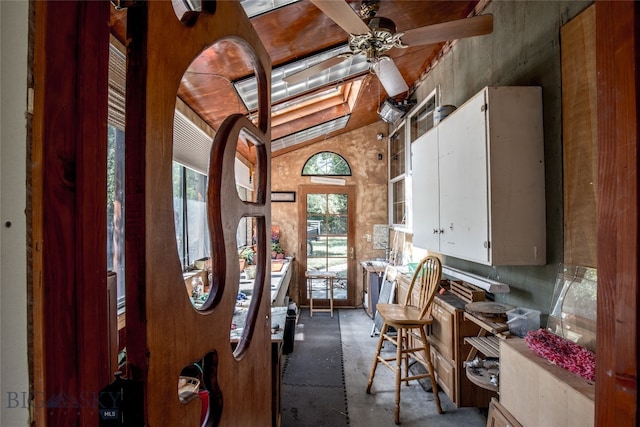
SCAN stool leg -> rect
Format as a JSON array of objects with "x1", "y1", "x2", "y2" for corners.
[
  {"x1": 419, "y1": 327, "x2": 442, "y2": 414},
  {"x1": 329, "y1": 278, "x2": 334, "y2": 317},
  {"x1": 366, "y1": 323, "x2": 387, "y2": 393},
  {"x1": 394, "y1": 327, "x2": 403, "y2": 424},
  {"x1": 402, "y1": 333, "x2": 409, "y2": 384},
  {"x1": 308, "y1": 278, "x2": 313, "y2": 317}
]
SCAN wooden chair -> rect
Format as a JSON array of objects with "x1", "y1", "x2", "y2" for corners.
[{"x1": 366, "y1": 255, "x2": 443, "y2": 424}]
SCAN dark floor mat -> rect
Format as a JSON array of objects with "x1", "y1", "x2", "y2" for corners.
[{"x1": 281, "y1": 309, "x2": 349, "y2": 426}]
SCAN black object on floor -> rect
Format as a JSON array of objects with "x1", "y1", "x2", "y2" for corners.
[{"x1": 281, "y1": 308, "x2": 349, "y2": 426}]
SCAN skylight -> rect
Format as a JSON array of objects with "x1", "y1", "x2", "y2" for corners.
[
  {"x1": 240, "y1": 0, "x2": 301, "y2": 18},
  {"x1": 271, "y1": 115, "x2": 351, "y2": 152},
  {"x1": 234, "y1": 45, "x2": 370, "y2": 112}
]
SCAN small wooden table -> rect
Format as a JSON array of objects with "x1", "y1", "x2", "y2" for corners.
[{"x1": 305, "y1": 270, "x2": 337, "y2": 317}]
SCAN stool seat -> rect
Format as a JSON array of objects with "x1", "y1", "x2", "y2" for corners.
[
  {"x1": 375, "y1": 303, "x2": 433, "y2": 327},
  {"x1": 305, "y1": 270, "x2": 337, "y2": 317},
  {"x1": 366, "y1": 256, "x2": 444, "y2": 424}
]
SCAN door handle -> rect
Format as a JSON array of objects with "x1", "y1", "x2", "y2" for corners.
[{"x1": 350, "y1": 247, "x2": 355, "y2": 260}]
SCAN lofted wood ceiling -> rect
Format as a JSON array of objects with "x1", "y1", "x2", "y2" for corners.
[{"x1": 110, "y1": 0, "x2": 485, "y2": 156}]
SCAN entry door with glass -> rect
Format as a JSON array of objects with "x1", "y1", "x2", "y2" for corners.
[{"x1": 299, "y1": 185, "x2": 356, "y2": 307}]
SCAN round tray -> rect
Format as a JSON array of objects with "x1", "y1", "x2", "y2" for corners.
[
  {"x1": 465, "y1": 301, "x2": 515, "y2": 322},
  {"x1": 465, "y1": 365, "x2": 499, "y2": 393}
]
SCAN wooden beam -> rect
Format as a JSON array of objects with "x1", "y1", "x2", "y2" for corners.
[
  {"x1": 595, "y1": 1, "x2": 639, "y2": 425},
  {"x1": 31, "y1": 1, "x2": 111, "y2": 425}
]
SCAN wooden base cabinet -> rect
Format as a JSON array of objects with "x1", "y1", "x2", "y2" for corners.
[
  {"x1": 500, "y1": 339, "x2": 594, "y2": 427},
  {"x1": 487, "y1": 398, "x2": 523, "y2": 427},
  {"x1": 397, "y1": 276, "x2": 496, "y2": 407},
  {"x1": 429, "y1": 346, "x2": 455, "y2": 399}
]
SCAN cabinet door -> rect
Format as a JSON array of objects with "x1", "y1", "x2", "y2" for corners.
[
  {"x1": 487, "y1": 398, "x2": 523, "y2": 427},
  {"x1": 429, "y1": 299, "x2": 454, "y2": 360},
  {"x1": 438, "y1": 91, "x2": 490, "y2": 263},
  {"x1": 430, "y1": 347, "x2": 456, "y2": 404},
  {"x1": 411, "y1": 128, "x2": 440, "y2": 251}
]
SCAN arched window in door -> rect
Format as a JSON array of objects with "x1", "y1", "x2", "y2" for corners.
[{"x1": 302, "y1": 151, "x2": 352, "y2": 176}]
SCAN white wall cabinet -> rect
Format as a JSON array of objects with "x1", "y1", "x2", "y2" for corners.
[{"x1": 412, "y1": 86, "x2": 546, "y2": 266}]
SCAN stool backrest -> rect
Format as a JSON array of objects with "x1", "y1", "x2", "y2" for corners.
[{"x1": 402, "y1": 256, "x2": 442, "y2": 320}]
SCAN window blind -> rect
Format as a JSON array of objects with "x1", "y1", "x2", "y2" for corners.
[{"x1": 107, "y1": 42, "x2": 252, "y2": 188}]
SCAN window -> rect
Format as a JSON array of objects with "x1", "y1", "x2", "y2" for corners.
[
  {"x1": 388, "y1": 89, "x2": 438, "y2": 230},
  {"x1": 107, "y1": 41, "x2": 126, "y2": 309},
  {"x1": 172, "y1": 159, "x2": 255, "y2": 271},
  {"x1": 302, "y1": 151, "x2": 352, "y2": 176},
  {"x1": 173, "y1": 163, "x2": 211, "y2": 269},
  {"x1": 107, "y1": 124, "x2": 125, "y2": 308},
  {"x1": 388, "y1": 123, "x2": 407, "y2": 227},
  {"x1": 409, "y1": 93, "x2": 437, "y2": 141}
]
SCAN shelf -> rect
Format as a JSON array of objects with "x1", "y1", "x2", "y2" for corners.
[
  {"x1": 465, "y1": 336, "x2": 501, "y2": 359},
  {"x1": 463, "y1": 312, "x2": 510, "y2": 338},
  {"x1": 466, "y1": 365, "x2": 499, "y2": 393}
]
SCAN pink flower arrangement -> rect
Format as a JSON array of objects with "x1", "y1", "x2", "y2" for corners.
[{"x1": 525, "y1": 328, "x2": 596, "y2": 382}]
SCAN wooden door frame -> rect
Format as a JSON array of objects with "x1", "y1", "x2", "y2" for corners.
[
  {"x1": 31, "y1": 1, "x2": 112, "y2": 425},
  {"x1": 297, "y1": 184, "x2": 357, "y2": 307},
  {"x1": 27, "y1": 1, "x2": 639, "y2": 425}
]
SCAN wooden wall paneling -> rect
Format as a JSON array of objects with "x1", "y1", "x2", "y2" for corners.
[
  {"x1": 31, "y1": 1, "x2": 111, "y2": 425},
  {"x1": 124, "y1": 1, "x2": 272, "y2": 425},
  {"x1": 595, "y1": 1, "x2": 639, "y2": 426},
  {"x1": 561, "y1": 4, "x2": 597, "y2": 268}
]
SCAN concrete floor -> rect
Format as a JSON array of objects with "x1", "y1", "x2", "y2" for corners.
[{"x1": 339, "y1": 308, "x2": 487, "y2": 427}]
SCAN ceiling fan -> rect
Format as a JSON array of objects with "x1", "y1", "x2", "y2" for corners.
[{"x1": 283, "y1": 0, "x2": 493, "y2": 97}]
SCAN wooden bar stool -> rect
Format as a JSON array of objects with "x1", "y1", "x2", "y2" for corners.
[
  {"x1": 305, "y1": 270, "x2": 337, "y2": 317},
  {"x1": 366, "y1": 256, "x2": 444, "y2": 424}
]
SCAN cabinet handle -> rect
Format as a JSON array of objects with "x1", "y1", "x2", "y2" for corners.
[{"x1": 433, "y1": 228, "x2": 439, "y2": 234}]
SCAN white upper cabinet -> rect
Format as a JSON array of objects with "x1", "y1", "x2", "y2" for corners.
[{"x1": 412, "y1": 86, "x2": 546, "y2": 266}]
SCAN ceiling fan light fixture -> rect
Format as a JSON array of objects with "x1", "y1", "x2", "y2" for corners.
[
  {"x1": 348, "y1": 17, "x2": 406, "y2": 61},
  {"x1": 373, "y1": 58, "x2": 409, "y2": 96}
]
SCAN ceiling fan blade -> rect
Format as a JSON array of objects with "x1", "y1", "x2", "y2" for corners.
[
  {"x1": 282, "y1": 55, "x2": 350, "y2": 85},
  {"x1": 310, "y1": 0, "x2": 371, "y2": 35},
  {"x1": 401, "y1": 14, "x2": 494, "y2": 46},
  {"x1": 374, "y1": 59, "x2": 409, "y2": 97}
]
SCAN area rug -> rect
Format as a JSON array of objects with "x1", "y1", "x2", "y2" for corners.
[{"x1": 281, "y1": 308, "x2": 349, "y2": 426}]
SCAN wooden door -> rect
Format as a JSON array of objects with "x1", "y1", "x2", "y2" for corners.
[
  {"x1": 124, "y1": 2, "x2": 273, "y2": 426},
  {"x1": 298, "y1": 185, "x2": 357, "y2": 307}
]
